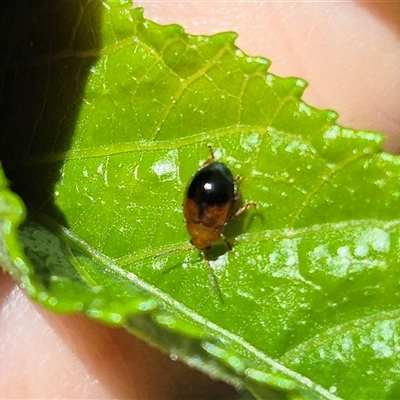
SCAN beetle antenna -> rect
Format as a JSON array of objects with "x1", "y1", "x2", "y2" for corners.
[
  {"x1": 201, "y1": 251, "x2": 225, "y2": 304},
  {"x1": 154, "y1": 246, "x2": 192, "y2": 258},
  {"x1": 156, "y1": 247, "x2": 224, "y2": 303}
]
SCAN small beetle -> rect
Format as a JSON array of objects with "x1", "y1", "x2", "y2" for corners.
[
  {"x1": 157, "y1": 147, "x2": 256, "y2": 302},
  {"x1": 184, "y1": 146, "x2": 256, "y2": 252}
]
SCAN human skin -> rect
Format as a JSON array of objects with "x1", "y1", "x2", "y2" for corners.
[{"x1": 1, "y1": 2, "x2": 399, "y2": 398}]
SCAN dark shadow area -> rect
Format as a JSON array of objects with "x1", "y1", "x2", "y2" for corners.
[
  {"x1": 204, "y1": 243, "x2": 230, "y2": 261},
  {"x1": 0, "y1": 0, "x2": 102, "y2": 226},
  {"x1": 222, "y1": 197, "x2": 262, "y2": 249}
]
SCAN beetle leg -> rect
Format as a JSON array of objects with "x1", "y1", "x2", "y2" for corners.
[
  {"x1": 218, "y1": 232, "x2": 232, "y2": 250},
  {"x1": 233, "y1": 202, "x2": 257, "y2": 218},
  {"x1": 201, "y1": 144, "x2": 216, "y2": 167},
  {"x1": 201, "y1": 250, "x2": 224, "y2": 304}
]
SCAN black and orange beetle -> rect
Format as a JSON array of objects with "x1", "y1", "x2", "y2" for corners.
[
  {"x1": 184, "y1": 146, "x2": 256, "y2": 253},
  {"x1": 158, "y1": 147, "x2": 256, "y2": 302}
]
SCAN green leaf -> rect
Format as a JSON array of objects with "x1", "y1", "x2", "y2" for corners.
[
  {"x1": 1, "y1": 1, "x2": 400, "y2": 399},
  {"x1": 0, "y1": 168, "x2": 27, "y2": 280}
]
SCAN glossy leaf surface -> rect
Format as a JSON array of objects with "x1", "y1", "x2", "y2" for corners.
[{"x1": 1, "y1": 1, "x2": 400, "y2": 399}]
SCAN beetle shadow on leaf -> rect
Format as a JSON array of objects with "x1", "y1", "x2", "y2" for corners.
[
  {"x1": 223, "y1": 198, "x2": 262, "y2": 248},
  {"x1": 0, "y1": 0, "x2": 102, "y2": 228},
  {"x1": 203, "y1": 244, "x2": 228, "y2": 261}
]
